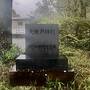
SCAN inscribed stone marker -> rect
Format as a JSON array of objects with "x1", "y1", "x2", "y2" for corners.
[{"x1": 25, "y1": 24, "x2": 59, "y2": 58}]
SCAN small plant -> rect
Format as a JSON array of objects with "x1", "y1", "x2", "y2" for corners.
[
  {"x1": 45, "y1": 80, "x2": 64, "y2": 90},
  {"x1": 1, "y1": 45, "x2": 21, "y2": 64}
]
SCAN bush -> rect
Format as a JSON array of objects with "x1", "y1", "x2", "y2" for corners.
[
  {"x1": 60, "y1": 17, "x2": 90, "y2": 50},
  {"x1": 60, "y1": 44, "x2": 90, "y2": 90},
  {"x1": 0, "y1": 22, "x2": 11, "y2": 60},
  {"x1": 1, "y1": 45, "x2": 21, "y2": 64}
]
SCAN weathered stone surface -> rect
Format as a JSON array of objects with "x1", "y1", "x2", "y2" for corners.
[
  {"x1": 16, "y1": 24, "x2": 68, "y2": 70},
  {"x1": 16, "y1": 54, "x2": 68, "y2": 70},
  {"x1": 0, "y1": 0, "x2": 12, "y2": 31},
  {"x1": 0, "y1": 0, "x2": 12, "y2": 49},
  {"x1": 25, "y1": 24, "x2": 59, "y2": 58}
]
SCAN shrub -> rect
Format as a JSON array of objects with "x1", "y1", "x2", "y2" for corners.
[
  {"x1": 0, "y1": 22, "x2": 11, "y2": 60},
  {"x1": 60, "y1": 17, "x2": 90, "y2": 51},
  {"x1": 1, "y1": 45, "x2": 21, "y2": 64}
]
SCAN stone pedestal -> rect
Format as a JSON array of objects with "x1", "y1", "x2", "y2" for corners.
[{"x1": 16, "y1": 54, "x2": 68, "y2": 71}]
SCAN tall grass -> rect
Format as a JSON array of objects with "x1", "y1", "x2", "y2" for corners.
[
  {"x1": 0, "y1": 46, "x2": 90, "y2": 90},
  {"x1": 61, "y1": 45, "x2": 90, "y2": 90}
]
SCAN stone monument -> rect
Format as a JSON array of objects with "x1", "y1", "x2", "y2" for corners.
[
  {"x1": 10, "y1": 24, "x2": 74, "y2": 86},
  {"x1": 16, "y1": 24, "x2": 68, "y2": 70}
]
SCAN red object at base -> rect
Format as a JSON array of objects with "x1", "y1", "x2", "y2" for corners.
[{"x1": 9, "y1": 69, "x2": 74, "y2": 86}]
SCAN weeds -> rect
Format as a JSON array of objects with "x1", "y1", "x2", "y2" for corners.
[{"x1": 0, "y1": 45, "x2": 90, "y2": 90}]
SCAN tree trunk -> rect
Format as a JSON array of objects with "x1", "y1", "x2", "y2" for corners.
[{"x1": 79, "y1": 0, "x2": 86, "y2": 18}]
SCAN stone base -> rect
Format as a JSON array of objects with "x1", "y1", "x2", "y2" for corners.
[
  {"x1": 9, "y1": 68, "x2": 74, "y2": 86},
  {"x1": 16, "y1": 54, "x2": 68, "y2": 71}
]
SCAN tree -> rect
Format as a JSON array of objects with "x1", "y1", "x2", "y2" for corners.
[
  {"x1": 35, "y1": 0, "x2": 90, "y2": 19},
  {"x1": 35, "y1": 0, "x2": 52, "y2": 17},
  {"x1": 65, "y1": 0, "x2": 89, "y2": 18},
  {"x1": 12, "y1": 9, "x2": 20, "y2": 17},
  {"x1": 47, "y1": 0, "x2": 67, "y2": 16},
  {"x1": 79, "y1": 0, "x2": 86, "y2": 18}
]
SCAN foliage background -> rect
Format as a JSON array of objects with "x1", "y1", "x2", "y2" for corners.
[{"x1": 0, "y1": 0, "x2": 90, "y2": 90}]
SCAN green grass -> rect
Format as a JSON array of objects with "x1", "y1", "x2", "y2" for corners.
[
  {"x1": 61, "y1": 46, "x2": 90, "y2": 90},
  {"x1": 0, "y1": 46, "x2": 90, "y2": 90}
]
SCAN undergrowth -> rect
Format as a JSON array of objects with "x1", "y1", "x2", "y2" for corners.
[{"x1": 0, "y1": 46, "x2": 90, "y2": 90}]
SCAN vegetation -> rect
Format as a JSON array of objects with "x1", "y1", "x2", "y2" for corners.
[
  {"x1": 0, "y1": 0, "x2": 90, "y2": 89},
  {"x1": 0, "y1": 44, "x2": 90, "y2": 90},
  {"x1": 0, "y1": 19, "x2": 90, "y2": 90}
]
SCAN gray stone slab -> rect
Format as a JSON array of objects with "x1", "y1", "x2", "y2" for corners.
[
  {"x1": 25, "y1": 24, "x2": 59, "y2": 58},
  {"x1": 16, "y1": 24, "x2": 68, "y2": 70},
  {"x1": 0, "y1": 0, "x2": 12, "y2": 31},
  {"x1": 16, "y1": 54, "x2": 68, "y2": 70},
  {"x1": 0, "y1": 0, "x2": 12, "y2": 46}
]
